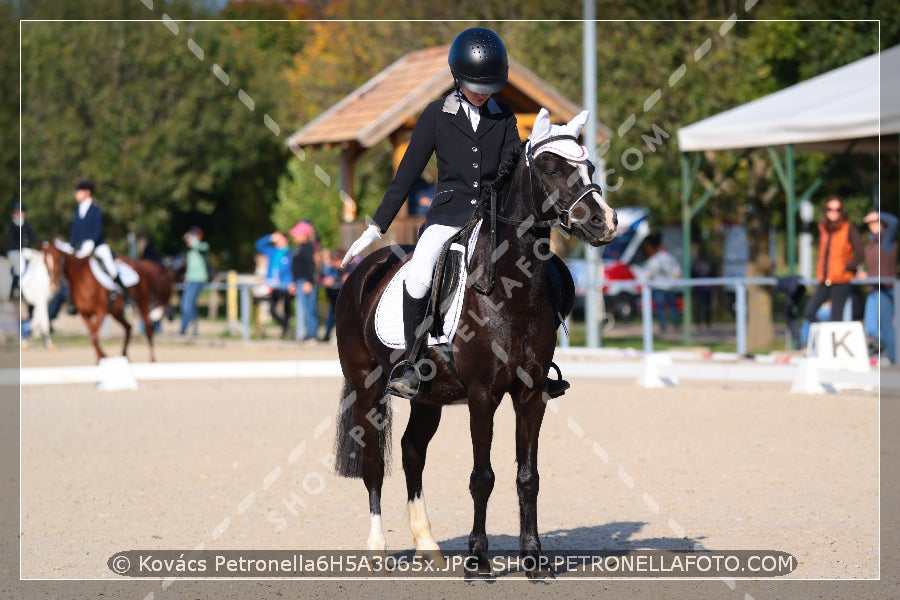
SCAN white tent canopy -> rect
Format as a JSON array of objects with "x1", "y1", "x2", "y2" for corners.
[{"x1": 677, "y1": 45, "x2": 900, "y2": 152}]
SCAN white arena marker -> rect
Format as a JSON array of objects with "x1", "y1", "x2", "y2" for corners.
[{"x1": 96, "y1": 356, "x2": 138, "y2": 391}]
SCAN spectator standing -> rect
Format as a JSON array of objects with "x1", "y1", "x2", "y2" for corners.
[
  {"x1": 290, "y1": 221, "x2": 319, "y2": 341},
  {"x1": 643, "y1": 233, "x2": 682, "y2": 332},
  {"x1": 801, "y1": 196, "x2": 863, "y2": 331},
  {"x1": 858, "y1": 210, "x2": 898, "y2": 363},
  {"x1": 255, "y1": 231, "x2": 294, "y2": 339},
  {"x1": 318, "y1": 248, "x2": 344, "y2": 342},
  {"x1": 179, "y1": 227, "x2": 210, "y2": 337},
  {"x1": 690, "y1": 245, "x2": 715, "y2": 329}
]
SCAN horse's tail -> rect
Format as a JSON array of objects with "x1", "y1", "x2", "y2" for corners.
[{"x1": 333, "y1": 377, "x2": 392, "y2": 479}]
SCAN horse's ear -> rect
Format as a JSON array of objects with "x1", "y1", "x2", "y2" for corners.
[
  {"x1": 530, "y1": 108, "x2": 552, "y2": 142},
  {"x1": 568, "y1": 110, "x2": 590, "y2": 137}
]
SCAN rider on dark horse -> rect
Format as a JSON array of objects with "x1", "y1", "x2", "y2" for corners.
[
  {"x1": 342, "y1": 27, "x2": 569, "y2": 400},
  {"x1": 70, "y1": 179, "x2": 133, "y2": 304}
]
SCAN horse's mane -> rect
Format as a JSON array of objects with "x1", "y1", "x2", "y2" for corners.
[{"x1": 481, "y1": 140, "x2": 526, "y2": 201}]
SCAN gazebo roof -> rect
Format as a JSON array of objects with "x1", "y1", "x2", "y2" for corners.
[{"x1": 287, "y1": 45, "x2": 611, "y2": 150}]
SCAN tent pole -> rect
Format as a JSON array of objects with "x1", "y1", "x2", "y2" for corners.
[
  {"x1": 787, "y1": 144, "x2": 796, "y2": 275},
  {"x1": 768, "y1": 145, "x2": 797, "y2": 275},
  {"x1": 681, "y1": 153, "x2": 693, "y2": 347}
]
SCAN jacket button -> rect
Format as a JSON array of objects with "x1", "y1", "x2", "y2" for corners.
[
  {"x1": 470, "y1": 199, "x2": 477, "y2": 204},
  {"x1": 472, "y1": 162, "x2": 479, "y2": 168},
  {"x1": 471, "y1": 146, "x2": 478, "y2": 152},
  {"x1": 473, "y1": 181, "x2": 479, "y2": 188}
]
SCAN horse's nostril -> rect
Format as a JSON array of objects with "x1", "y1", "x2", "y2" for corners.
[{"x1": 613, "y1": 213, "x2": 618, "y2": 227}]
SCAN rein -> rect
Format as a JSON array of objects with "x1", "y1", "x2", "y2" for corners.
[{"x1": 471, "y1": 138, "x2": 590, "y2": 296}]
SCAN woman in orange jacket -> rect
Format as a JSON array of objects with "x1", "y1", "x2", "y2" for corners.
[{"x1": 801, "y1": 195, "x2": 864, "y2": 325}]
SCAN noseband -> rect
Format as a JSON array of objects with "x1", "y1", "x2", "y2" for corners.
[{"x1": 524, "y1": 134, "x2": 603, "y2": 232}]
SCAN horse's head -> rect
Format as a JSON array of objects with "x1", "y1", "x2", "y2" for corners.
[
  {"x1": 41, "y1": 239, "x2": 67, "y2": 293},
  {"x1": 526, "y1": 108, "x2": 617, "y2": 247}
]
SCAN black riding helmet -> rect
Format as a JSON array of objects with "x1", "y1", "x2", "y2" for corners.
[{"x1": 448, "y1": 27, "x2": 508, "y2": 95}]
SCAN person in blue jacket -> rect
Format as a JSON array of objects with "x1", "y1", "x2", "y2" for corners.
[
  {"x1": 70, "y1": 179, "x2": 131, "y2": 302},
  {"x1": 255, "y1": 231, "x2": 295, "y2": 339}
]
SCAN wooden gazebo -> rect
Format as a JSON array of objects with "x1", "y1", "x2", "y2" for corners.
[{"x1": 286, "y1": 45, "x2": 612, "y2": 248}]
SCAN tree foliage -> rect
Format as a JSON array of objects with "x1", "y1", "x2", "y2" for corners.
[
  {"x1": 11, "y1": 0, "x2": 898, "y2": 285},
  {"x1": 19, "y1": 1, "x2": 294, "y2": 267}
]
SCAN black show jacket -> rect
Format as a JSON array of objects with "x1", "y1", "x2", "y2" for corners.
[{"x1": 372, "y1": 93, "x2": 520, "y2": 234}]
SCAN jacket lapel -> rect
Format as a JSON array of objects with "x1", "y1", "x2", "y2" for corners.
[{"x1": 474, "y1": 97, "x2": 501, "y2": 139}]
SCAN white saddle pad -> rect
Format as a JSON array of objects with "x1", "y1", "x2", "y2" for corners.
[
  {"x1": 89, "y1": 258, "x2": 140, "y2": 291},
  {"x1": 375, "y1": 221, "x2": 481, "y2": 349}
]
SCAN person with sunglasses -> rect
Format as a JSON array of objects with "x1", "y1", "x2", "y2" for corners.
[{"x1": 800, "y1": 196, "x2": 864, "y2": 334}]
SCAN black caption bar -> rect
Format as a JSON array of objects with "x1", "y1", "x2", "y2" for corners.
[{"x1": 108, "y1": 550, "x2": 797, "y2": 578}]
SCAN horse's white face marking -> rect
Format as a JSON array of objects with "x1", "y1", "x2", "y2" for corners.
[
  {"x1": 407, "y1": 495, "x2": 440, "y2": 552},
  {"x1": 367, "y1": 513, "x2": 386, "y2": 551},
  {"x1": 570, "y1": 160, "x2": 617, "y2": 235}
]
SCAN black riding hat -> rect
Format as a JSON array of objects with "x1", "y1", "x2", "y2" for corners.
[{"x1": 448, "y1": 27, "x2": 508, "y2": 95}]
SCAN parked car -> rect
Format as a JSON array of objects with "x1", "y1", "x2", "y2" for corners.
[{"x1": 566, "y1": 207, "x2": 650, "y2": 320}]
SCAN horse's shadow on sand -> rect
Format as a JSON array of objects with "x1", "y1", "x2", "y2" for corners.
[
  {"x1": 386, "y1": 521, "x2": 706, "y2": 580},
  {"x1": 436, "y1": 521, "x2": 703, "y2": 553}
]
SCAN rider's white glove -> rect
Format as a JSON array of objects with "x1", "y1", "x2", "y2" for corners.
[
  {"x1": 75, "y1": 240, "x2": 95, "y2": 259},
  {"x1": 341, "y1": 224, "x2": 381, "y2": 268}
]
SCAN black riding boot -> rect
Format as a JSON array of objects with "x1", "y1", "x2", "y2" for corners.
[
  {"x1": 114, "y1": 274, "x2": 133, "y2": 304},
  {"x1": 387, "y1": 286, "x2": 430, "y2": 399}
]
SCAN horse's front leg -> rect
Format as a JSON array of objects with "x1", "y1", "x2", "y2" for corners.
[
  {"x1": 401, "y1": 400, "x2": 443, "y2": 558},
  {"x1": 83, "y1": 312, "x2": 107, "y2": 362},
  {"x1": 467, "y1": 392, "x2": 501, "y2": 574},
  {"x1": 109, "y1": 297, "x2": 133, "y2": 359},
  {"x1": 513, "y1": 386, "x2": 552, "y2": 578}
]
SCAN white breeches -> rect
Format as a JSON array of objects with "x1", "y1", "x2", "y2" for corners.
[
  {"x1": 405, "y1": 224, "x2": 461, "y2": 299},
  {"x1": 93, "y1": 243, "x2": 118, "y2": 276}
]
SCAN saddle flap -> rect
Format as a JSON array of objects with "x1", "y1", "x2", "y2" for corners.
[
  {"x1": 374, "y1": 221, "x2": 481, "y2": 350},
  {"x1": 89, "y1": 258, "x2": 140, "y2": 290}
]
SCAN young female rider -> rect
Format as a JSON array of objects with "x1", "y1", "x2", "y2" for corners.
[{"x1": 342, "y1": 27, "x2": 568, "y2": 399}]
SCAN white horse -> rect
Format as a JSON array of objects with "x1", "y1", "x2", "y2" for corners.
[
  {"x1": 6, "y1": 249, "x2": 54, "y2": 350},
  {"x1": 0, "y1": 256, "x2": 15, "y2": 345}
]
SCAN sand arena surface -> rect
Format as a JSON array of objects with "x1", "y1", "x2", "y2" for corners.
[{"x1": 16, "y1": 338, "x2": 879, "y2": 587}]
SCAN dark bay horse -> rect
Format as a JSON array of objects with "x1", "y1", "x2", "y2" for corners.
[
  {"x1": 333, "y1": 109, "x2": 618, "y2": 576},
  {"x1": 43, "y1": 240, "x2": 173, "y2": 362}
]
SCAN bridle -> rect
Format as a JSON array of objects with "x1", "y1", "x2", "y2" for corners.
[
  {"x1": 472, "y1": 137, "x2": 601, "y2": 295},
  {"x1": 522, "y1": 134, "x2": 604, "y2": 232}
]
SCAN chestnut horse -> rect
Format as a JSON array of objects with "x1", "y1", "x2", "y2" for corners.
[
  {"x1": 333, "y1": 110, "x2": 618, "y2": 576},
  {"x1": 43, "y1": 240, "x2": 172, "y2": 362}
]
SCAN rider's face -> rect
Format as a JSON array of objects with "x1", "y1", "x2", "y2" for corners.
[{"x1": 460, "y1": 86, "x2": 491, "y2": 107}]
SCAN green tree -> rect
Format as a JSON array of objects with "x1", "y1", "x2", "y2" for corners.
[{"x1": 20, "y1": 14, "x2": 293, "y2": 268}]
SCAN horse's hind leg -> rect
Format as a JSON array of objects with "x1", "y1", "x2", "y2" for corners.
[
  {"x1": 513, "y1": 389, "x2": 552, "y2": 578},
  {"x1": 334, "y1": 373, "x2": 393, "y2": 551},
  {"x1": 109, "y1": 303, "x2": 133, "y2": 359},
  {"x1": 401, "y1": 401, "x2": 443, "y2": 556},
  {"x1": 136, "y1": 299, "x2": 156, "y2": 362}
]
